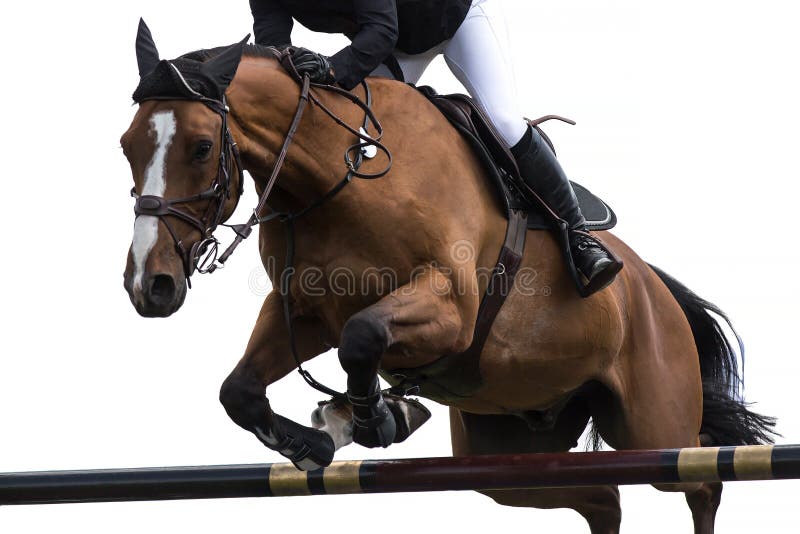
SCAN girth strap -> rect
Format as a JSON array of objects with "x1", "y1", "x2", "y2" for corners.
[
  {"x1": 388, "y1": 209, "x2": 529, "y2": 400},
  {"x1": 470, "y1": 209, "x2": 529, "y2": 358}
]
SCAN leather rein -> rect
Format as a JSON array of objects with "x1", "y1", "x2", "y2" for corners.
[{"x1": 131, "y1": 50, "x2": 391, "y2": 399}]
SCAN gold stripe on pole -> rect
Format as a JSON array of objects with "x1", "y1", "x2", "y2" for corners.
[
  {"x1": 323, "y1": 461, "x2": 364, "y2": 494},
  {"x1": 678, "y1": 447, "x2": 721, "y2": 482},
  {"x1": 269, "y1": 463, "x2": 310, "y2": 496},
  {"x1": 733, "y1": 445, "x2": 774, "y2": 481}
]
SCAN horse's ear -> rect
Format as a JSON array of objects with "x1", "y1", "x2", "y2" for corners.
[
  {"x1": 136, "y1": 18, "x2": 161, "y2": 78},
  {"x1": 201, "y1": 35, "x2": 250, "y2": 92}
]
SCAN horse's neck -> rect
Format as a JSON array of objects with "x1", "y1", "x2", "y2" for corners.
[
  {"x1": 228, "y1": 57, "x2": 507, "y2": 282},
  {"x1": 227, "y1": 57, "x2": 360, "y2": 210}
]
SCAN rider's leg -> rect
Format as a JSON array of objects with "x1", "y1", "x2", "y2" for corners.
[
  {"x1": 443, "y1": 0, "x2": 527, "y2": 147},
  {"x1": 510, "y1": 128, "x2": 622, "y2": 291},
  {"x1": 442, "y1": 0, "x2": 622, "y2": 292}
]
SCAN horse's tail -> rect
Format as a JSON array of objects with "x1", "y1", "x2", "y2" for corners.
[{"x1": 648, "y1": 264, "x2": 777, "y2": 446}]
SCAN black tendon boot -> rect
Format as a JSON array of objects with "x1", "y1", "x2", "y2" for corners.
[
  {"x1": 348, "y1": 377, "x2": 396, "y2": 448},
  {"x1": 511, "y1": 126, "x2": 623, "y2": 295}
]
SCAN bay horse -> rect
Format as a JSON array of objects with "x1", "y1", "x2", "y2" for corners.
[{"x1": 120, "y1": 23, "x2": 774, "y2": 533}]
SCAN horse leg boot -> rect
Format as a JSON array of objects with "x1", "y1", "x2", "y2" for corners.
[
  {"x1": 219, "y1": 291, "x2": 335, "y2": 470},
  {"x1": 339, "y1": 313, "x2": 395, "y2": 448},
  {"x1": 511, "y1": 126, "x2": 623, "y2": 295},
  {"x1": 338, "y1": 267, "x2": 469, "y2": 448}
]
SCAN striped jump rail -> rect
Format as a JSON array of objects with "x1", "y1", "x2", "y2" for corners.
[{"x1": 2, "y1": 444, "x2": 798, "y2": 505}]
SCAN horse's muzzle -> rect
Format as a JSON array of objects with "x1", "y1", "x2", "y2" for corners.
[{"x1": 125, "y1": 272, "x2": 187, "y2": 318}]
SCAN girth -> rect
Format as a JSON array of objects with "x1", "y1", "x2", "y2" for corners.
[{"x1": 382, "y1": 210, "x2": 528, "y2": 402}]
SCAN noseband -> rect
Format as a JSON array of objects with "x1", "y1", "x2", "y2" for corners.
[{"x1": 131, "y1": 96, "x2": 245, "y2": 285}]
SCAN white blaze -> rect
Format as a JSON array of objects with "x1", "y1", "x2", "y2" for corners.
[{"x1": 131, "y1": 110, "x2": 177, "y2": 294}]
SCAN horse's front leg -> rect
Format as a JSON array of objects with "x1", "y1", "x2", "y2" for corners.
[
  {"x1": 219, "y1": 291, "x2": 333, "y2": 471},
  {"x1": 339, "y1": 265, "x2": 471, "y2": 448}
]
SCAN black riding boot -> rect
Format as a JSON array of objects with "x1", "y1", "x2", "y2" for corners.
[{"x1": 511, "y1": 126, "x2": 623, "y2": 295}]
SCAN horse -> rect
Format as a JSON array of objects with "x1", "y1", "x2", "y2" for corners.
[{"x1": 120, "y1": 23, "x2": 775, "y2": 534}]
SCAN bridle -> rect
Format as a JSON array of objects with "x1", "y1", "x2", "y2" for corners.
[
  {"x1": 130, "y1": 49, "x2": 392, "y2": 399},
  {"x1": 131, "y1": 94, "x2": 245, "y2": 286}
]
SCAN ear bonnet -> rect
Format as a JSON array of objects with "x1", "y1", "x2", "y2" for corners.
[{"x1": 132, "y1": 18, "x2": 248, "y2": 104}]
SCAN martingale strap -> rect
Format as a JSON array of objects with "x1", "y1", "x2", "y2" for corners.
[{"x1": 209, "y1": 51, "x2": 392, "y2": 400}]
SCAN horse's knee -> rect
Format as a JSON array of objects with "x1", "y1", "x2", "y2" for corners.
[
  {"x1": 338, "y1": 310, "x2": 390, "y2": 374},
  {"x1": 219, "y1": 369, "x2": 270, "y2": 430},
  {"x1": 221, "y1": 369, "x2": 334, "y2": 469}
]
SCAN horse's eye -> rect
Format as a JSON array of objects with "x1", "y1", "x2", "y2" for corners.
[{"x1": 193, "y1": 141, "x2": 213, "y2": 161}]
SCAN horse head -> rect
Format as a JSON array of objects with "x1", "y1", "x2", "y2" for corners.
[{"x1": 121, "y1": 19, "x2": 247, "y2": 317}]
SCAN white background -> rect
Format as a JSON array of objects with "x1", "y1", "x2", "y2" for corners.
[{"x1": 1, "y1": 1, "x2": 798, "y2": 532}]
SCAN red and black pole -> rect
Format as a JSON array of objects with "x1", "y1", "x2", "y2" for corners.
[{"x1": 2, "y1": 445, "x2": 798, "y2": 505}]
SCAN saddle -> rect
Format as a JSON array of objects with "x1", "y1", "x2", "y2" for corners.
[{"x1": 416, "y1": 86, "x2": 617, "y2": 231}]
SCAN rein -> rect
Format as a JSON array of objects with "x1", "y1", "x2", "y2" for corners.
[
  {"x1": 211, "y1": 56, "x2": 391, "y2": 270},
  {"x1": 213, "y1": 52, "x2": 392, "y2": 400}
]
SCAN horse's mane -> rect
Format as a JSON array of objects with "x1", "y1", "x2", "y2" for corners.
[{"x1": 179, "y1": 43, "x2": 279, "y2": 63}]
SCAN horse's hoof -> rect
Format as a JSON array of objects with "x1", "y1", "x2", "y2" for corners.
[
  {"x1": 383, "y1": 394, "x2": 432, "y2": 443},
  {"x1": 352, "y1": 397, "x2": 396, "y2": 448},
  {"x1": 312, "y1": 394, "x2": 431, "y2": 449}
]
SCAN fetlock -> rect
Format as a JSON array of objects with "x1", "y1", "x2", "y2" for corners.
[{"x1": 348, "y1": 380, "x2": 396, "y2": 448}]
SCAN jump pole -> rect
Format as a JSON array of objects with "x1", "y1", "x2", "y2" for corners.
[{"x1": 2, "y1": 444, "x2": 798, "y2": 505}]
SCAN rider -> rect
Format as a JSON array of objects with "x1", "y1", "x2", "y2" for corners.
[
  {"x1": 250, "y1": 1, "x2": 623, "y2": 448},
  {"x1": 250, "y1": 0, "x2": 622, "y2": 292}
]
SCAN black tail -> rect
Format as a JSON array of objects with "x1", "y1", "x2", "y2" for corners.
[{"x1": 648, "y1": 264, "x2": 777, "y2": 445}]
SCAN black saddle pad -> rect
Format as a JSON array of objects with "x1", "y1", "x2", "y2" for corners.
[
  {"x1": 547, "y1": 181, "x2": 616, "y2": 232},
  {"x1": 417, "y1": 86, "x2": 617, "y2": 232}
]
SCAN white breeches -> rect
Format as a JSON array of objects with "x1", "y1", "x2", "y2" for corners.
[{"x1": 371, "y1": 0, "x2": 528, "y2": 147}]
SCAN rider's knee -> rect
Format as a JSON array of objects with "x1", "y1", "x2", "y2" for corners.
[
  {"x1": 338, "y1": 310, "x2": 390, "y2": 371},
  {"x1": 492, "y1": 114, "x2": 529, "y2": 148}
]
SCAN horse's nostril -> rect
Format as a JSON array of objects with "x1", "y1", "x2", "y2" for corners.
[{"x1": 149, "y1": 274, "x2": 176, "y2": 302}]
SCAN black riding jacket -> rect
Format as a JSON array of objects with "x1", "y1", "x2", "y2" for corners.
[{"x1": 250, "y1": 0, "x2": 471, "y2": 89}]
